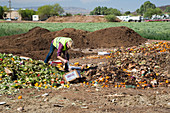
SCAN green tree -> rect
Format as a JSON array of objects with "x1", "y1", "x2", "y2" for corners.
[
  {"x1": 144, "y1": 8, "x2": 162, "y2": 18},
  {"x1": 104, "y1": 15, "x2": 116, "y2": 22},
  {"x1": 138, "y1": 1, "x2": 156, "y2": 15},
  {"x1": 65, "y1": 13, "x2": 72, "y2": 17},
  {"x1": 37, "y1": 3, "x2": 64, "y2": 19},
  {"x1": 165, "y1": 6, "x2": 170, "y2": 13},
  {"x1": 0, "y1": 6, "x2": 4, "y2": 19},
  {"x1": 105, "y1": 8, "x2": 121, "y2": 16},
  {"x1": 3, "y1": 6, "x2": 9, "y2": 12},
  {"x1": 51, "y1": 3, "x2": 64, "y2": 16},
  {"x1": 18, "y1": 8, "x2": 36, "y2": 20},
  {"x1": 37, "y1": 5, "x2": 52, "y2": 18},
  {"x1": 90, "y1": 6, "x2": 121, "y2": 16},
  {"x1": 90, "y1": 6, "x2": 102, "y2": 15},
  {"x1": 2, "y1": 6, "x2": 9, "y2": 18},
  {"x1": 124, "y1": 11, "x2": 131, "y2": 15},
  {"x1": 101, "y1": 6, "x2": 107, "y2": 15},
  {"x1": 136, "y1": 9, "x2": 139, "y2": 14}
]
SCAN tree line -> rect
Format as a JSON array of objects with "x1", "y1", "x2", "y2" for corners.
[
  {"x1": 90, "y1": 1, "x2": 169, "y2": 18},
  {"x1": 0, "y1": 1, "x2": 170, "y2": 20},
  {"x1": 0, "y1": 3, "x2": 64, "y2": 20}
]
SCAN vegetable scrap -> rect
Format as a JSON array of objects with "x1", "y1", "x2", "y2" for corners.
[{"x1": 0, "y1": 42, "x2": 170, "y2": 95}]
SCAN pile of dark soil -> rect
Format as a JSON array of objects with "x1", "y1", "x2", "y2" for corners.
[
  {"x1": 87, "y1": 26, "x2": 147, "y2": 48},
  {"x1": 0, "y1": 26, "x2": 147, "y2": 60}
]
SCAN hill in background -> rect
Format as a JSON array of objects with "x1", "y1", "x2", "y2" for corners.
[
  {"x1": 158, "y1": 5, "x2": 170, "y2": 12},
  {"x1": 63, "y1": 7, "x2": 91, "y2": 14},
  {"x1": 13, "y1": 5, "x2": 170, "y2": 15},
  {"x1": 14, "y1": 6, "x2": 91, "y2": 15}
]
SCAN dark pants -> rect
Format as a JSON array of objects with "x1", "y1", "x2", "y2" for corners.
[
  {"x1": 44, "y1": 42, "x2": 55, "y2": 63},
  {"x1": 44, "y1": 43, "x2": 69, "y2": 71}
]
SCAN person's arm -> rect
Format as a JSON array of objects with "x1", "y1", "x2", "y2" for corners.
[
  {"x1": 57, "y1": 43, "x2": 68, "y2": 63},
  {"x1": 57, "y1": 56, "x2": 68, "y2": 63}
]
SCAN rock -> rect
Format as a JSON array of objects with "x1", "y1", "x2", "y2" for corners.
[
  {"x1": 0, "y1": 102, "x2": 6, "y2": 105},
  {"x1": 44, "y1": 98, "x2": 49, "y2": 102},
  {"x1": 42, "y1": 93, "x2": 49, "y2": 97},
  {"x1": 81, "y1": 106, "x2": 89, "y2": 109},
  {"x1": 17, "y1": 106, "x2": 24, "y2": 112},
  {"x1": 53, "y1": 104, "x2": 64, "y2": 107}
]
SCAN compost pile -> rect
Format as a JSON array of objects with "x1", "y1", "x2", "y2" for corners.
[
  {"x1": 81, "y1": 42, "x2": 170, "y2": 89},
  {"x1": 46, "y1": 15, "x2": 121, "y2": 23},
  {"x1": 0, "y1": 26, "x2": 170, "y2": 113},
  {"x1": 0, "y1": 26, "x2": 147, "y2": 60}
]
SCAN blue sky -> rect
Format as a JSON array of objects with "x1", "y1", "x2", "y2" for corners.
[{"x1": 0, "y1": 0, "x2": 169, "y2": 12}]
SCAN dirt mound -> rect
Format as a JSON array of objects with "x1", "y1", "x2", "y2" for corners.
[
  {"x1": 86, "y1": 26, "x2": 147, "y2": 48},
  {"x1": 0, "y1": 26, "x2": 146, "y2": 60},
  {"x1": 54, "y1": 28, "x2": 90, "y2": 48},
  {"x1": 46, "y1": 15, "x2": 121, "y2": 23}
]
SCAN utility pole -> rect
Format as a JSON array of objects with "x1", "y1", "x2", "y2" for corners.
[
  {"x1": 9, "y1": 0, "x2": 11, "y2": 19},
  {"x1": 121, "y1": 8, "x2": 123, "y2": 14}
]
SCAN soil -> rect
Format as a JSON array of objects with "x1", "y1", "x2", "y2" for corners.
[
  {"x1": 0, "y1": 86, "x2": 170, "y2": 113},
  {"x1": 46, "y1": 15, "x2": 121, "y2": 23},
  {"x1": 0, "y1": 26, "x2": 147, "y2": 61},
  {"x1": 0, "y1": 25, "x2": 170, "y2": 113}
]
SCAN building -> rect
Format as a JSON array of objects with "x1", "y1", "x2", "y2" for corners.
[{"x1": 4, "y1": 10, "x2": 21, "y2": 21}]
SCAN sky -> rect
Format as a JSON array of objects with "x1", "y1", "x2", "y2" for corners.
[{"x1": 0, "y1": 0, "x2": 170, "y2": 12}]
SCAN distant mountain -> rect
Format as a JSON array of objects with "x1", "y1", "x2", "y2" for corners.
[
  {"x1": 13, "y1": 7, "x2": 38, "y2": 11},
  {"x1": 13, "y1": 6, "x2": 91, "y2": 15},
  {"x1": 63, "y1": 7, "x2": 91, "y2": 14}
]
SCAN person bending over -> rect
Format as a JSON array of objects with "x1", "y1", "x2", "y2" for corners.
[{"x1": 44, "y1": 37, "x2": 73, "y2": 71}]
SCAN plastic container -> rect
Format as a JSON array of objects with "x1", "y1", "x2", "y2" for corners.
[{"x1": 50, "y1": 60, "x2": 62, "y2": 66}]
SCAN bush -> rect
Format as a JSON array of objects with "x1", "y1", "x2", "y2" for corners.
[
  {"x1": 65, "y1": 13, "x2": 72, "y2": 17},
  {"x1": 104, "y1": 15, "x2": 116, "y2": 22}
]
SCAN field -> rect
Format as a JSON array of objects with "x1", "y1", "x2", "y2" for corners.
[
  {"x1": 0, "y1": 22, "x2": 170, "y2": 40},
  {"x1": 0, "y1": 21, "x2": 170, "y2": 113}
]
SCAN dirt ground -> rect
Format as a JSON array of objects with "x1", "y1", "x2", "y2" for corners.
[
  {"x1": 0, "y1": 23, "x2": 170, "y2": 113},
  {"x1": 0, "y1": 85, "x2": 170, "y2": 113}
]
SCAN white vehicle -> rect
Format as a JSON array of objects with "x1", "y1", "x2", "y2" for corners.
[
  {"x1": 116, "y1": 16, "x2": 142, "y2": 22},
  {"x1": 32, "y1": 15, "x2": 39, "y2": 21}
]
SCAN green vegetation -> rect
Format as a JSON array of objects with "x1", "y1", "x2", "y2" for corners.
[
  {"x1": 165, "y1": 6, "x2": 170, "y2": 13},
  {"x1": 136, "y1": 1, "x2": 163, "y2": 18},
  {"x1": 0, "y1": 6, "x2": 4, "y2": 19},
  {"x1": 37, "y1": 3, "x2": 64, "y2": 20},
  {"x1": 0, "y1": 22, "x2": 170, "y2": 40},
  {"x1": 137, "y1": 1, "x2": 156, "y2": 15},
  {"x1": 104, "y1": 15, "x2": 117, "y2": 22},
  {"x1": 18, "y1": 9, "x2": 36, "y2": 20},
  {"x1": 90, "y1": 6, "x2": 121, "y2": 16},
  {"x1": 144, "y1": 8, "x2": 162, "y2": 18}
]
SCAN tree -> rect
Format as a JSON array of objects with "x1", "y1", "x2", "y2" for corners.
[
  {"x1": 165, "y1": 6, "x2": 170, "y2": 13},
  {"x1": 37, "y1": 3, "x2": 64, "y2": 19},
  {"x1": 144, "y1": 8, "x2": 162, "y2": 18},
  {"x1": 104, "y1": 15, "x2": 116, "y2": 22},
  {"x1": 136, "y1": 9, "x2": 139, "y2": 14},
  {"x1": 105, "y1": 8, "x2": 122, "y2": 16},
  {"x1": 0, "y1": 6, "x2": 4, "y2": 19},
  {"x1": 90, "y1": 6, "x2": 102, "y2": 15},
  {"x1": 3, "y1": 6, "x2": 9, "y2": 12},
  {"x1": 90, "y1": 6, "x2": 121, "y2": 16},
  {"x1": 138, "y1": 1, "x2": 156, "y2": 15},
  {"x1": 124, "y1": 11, "x2": 131, "y2": 15},
  {"x1": 2, "y1": 6, "x2": 9, "y2": 18},
  {"x1": 18, "y1": 8, "x2": 36, "y2": 20},
  {"x1": 37, "y1": 5, "x2": 52, "y2": 18}
]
